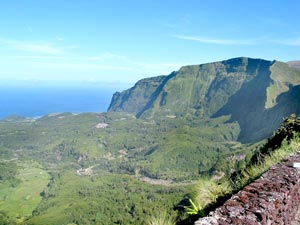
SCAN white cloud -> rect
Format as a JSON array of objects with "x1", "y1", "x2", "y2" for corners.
[
  {"x1": 272, "y1": 37, "x2": 300, "y2": 46},
  {"x1": 134, "y1": 62, "x2": 190, "y2": 76},
  {"x1": 33, "y1": 62, "x2": 134, "y2": 71},
  {"x1": 87, "y1": 53, "x2": 128, "y2": 61},
  {"x1": 0, "y1": 38, "x2": 64, "y2": 54},
  {"x1": 13, "y1": 55, "x2": 65, "y2": 60},
  {"x1": 175, "y1": 34, "x2": 300, "y2": 47},
  {"x1": 55, "y1": 36, "x2": 65, "y2": 41},
  {"x1": 139, "y1": 62, "x2": 188, "y2": 70},
  {"x1": 14, "y1": 43, "x2": 62, "y2": 54},
  {"x1": 174, "y1": 35, "x2": 257, "y2": 45}
]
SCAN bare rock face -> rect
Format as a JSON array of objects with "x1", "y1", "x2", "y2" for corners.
[{"x1": 195, "y1": 153, "x2": 300, "y2": 225}]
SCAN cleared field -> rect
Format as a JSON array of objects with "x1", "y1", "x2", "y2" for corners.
[{"x1": 0, "y1": 160, "x2": 50, "y2": 223}]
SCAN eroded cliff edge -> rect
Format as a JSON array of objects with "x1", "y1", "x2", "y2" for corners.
[{"x1": 195, "y1": 152, "x2": 300, "y2": 225}]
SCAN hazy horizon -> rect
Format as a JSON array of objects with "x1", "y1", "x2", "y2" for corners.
[{"x1": 0, "y1": 84, "x2": 120, "y2": 119}]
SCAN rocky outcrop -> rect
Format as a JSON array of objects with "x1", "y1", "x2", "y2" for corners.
[{"x1": 195, "y1": 152, "x2": 300, "y2": 225}]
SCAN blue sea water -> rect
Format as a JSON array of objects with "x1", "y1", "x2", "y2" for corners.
[{"x1": 0, "y1": 84, "x2": 125, "y2": 119}]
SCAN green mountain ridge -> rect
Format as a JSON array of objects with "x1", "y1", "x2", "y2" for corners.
[
  {"x1": 1, "y1": 57, "x2": 300, "y2": 225},
  {"x1": 108, "y1": 57, "x2": 300, "y2": 143}
]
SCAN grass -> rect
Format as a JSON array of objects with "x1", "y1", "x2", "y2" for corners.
[
  {"x1": 0, "y1": 112, "x2": 246, "y2": 224},
  {"x1": 2, "y1": 112, "x2": 298, "y2": 224},
  {"x1": 234, "y1": 134, "x2": 300, "y2": 189},
  {"x1": 266, "y1": 61, "x2": 300, "y2": 108},
  {"x1": 187, "y1": 133, "x2": 300, "y2": 219},
  {"x1": 146, "y1": 210, "x2": 176, "y2": 225},
  {"x1": 0, "y1": 160, "x2": 50, "y2": 223},
  {"x1": 25, "y1": 170, "x2": 187, "y2": 225},
  {"x1": 186, "y1": 178, "x2": 232, "y2": 216}
]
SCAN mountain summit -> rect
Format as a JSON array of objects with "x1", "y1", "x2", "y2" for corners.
[{"x1": 108, "y1": 57, "x2": 300, "y2": 143}]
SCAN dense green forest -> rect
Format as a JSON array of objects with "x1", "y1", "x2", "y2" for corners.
[{"x1": 0, "y1": 112, "x2": 253, "y2": 224}]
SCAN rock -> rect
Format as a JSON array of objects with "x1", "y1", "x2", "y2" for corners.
[{"x1": 195, "y1": 152, "x2": 300, "y2": 225}]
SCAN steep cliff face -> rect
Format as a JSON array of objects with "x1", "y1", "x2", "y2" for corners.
[
  {"x1": 213, "y1": 61, "x2": 300, "y2": 143},
  {"x1": 108, "y1": 57, "x2": 300, "y2": 143},
  {"x1": 108, "y1": 75, "x2": 168, "y2": 115},
  {"x1": 140, "y1": 57, "x2": 269, "y2": 119},
  {"x1": 109, "y1": 57, "x2": 271, "y2": 118}
]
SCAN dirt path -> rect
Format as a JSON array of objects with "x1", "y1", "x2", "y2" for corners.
[
  {"x1": 75, "y1": 165, "x2": 195, "y2": 186},
  {"x1": 76, "y1": 165, "x2": 97, "y2": 176},
  {"x1": 136, "y1": 175, "x2": 196, "y2": 186},
  {"x1": 139, "y1": 176, "x2": 173, "y2": 185}
]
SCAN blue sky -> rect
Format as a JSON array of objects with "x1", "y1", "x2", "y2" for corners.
[{"x1": 0, "y1": 0, "x2": 300, "y2": 85}]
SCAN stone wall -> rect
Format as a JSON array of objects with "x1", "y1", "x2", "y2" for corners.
[{"x1": 195, "y1": 152, "x2": 300, "y2": 225}]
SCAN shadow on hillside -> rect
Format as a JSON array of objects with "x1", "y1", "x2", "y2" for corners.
[{"x1": 214, "y1": 60, "x2": 300, "y2": 143}]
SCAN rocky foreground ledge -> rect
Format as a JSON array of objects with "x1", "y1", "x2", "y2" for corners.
[{"x1": 195, "y1": 152, "x2": 300, "y2": 225}]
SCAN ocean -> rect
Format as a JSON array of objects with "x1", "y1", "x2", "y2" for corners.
[{"x1": 0, "y1": 84, "x2": 126, "y2": 119}]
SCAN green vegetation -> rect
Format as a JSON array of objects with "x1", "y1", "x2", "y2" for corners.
[
  {"x1": 0, "y1": 112, "x2": 246, "y2": 180},
  {"x1": 0, "y1": 112, "x2": 248, "y2": 224},
  {"x1": 232, "y1": 114, "x2": 300, "y2": 189},
  {"x1": 1, "y1": 57, "x2": 300, "y2": 224},
  {"x1": 108, "y1": 76, "x2": 167, "y2": 115},
  {"x1": 146, "y1": 210, "x2": 176, "y2": 225},
  {"x1": 1, "y1": 112, "x2": 298, "y2": 224},
  {"x1": 0, "y1": 161, "x2": 18, "y2": 183},
  {"x1": 0, "y1": 160, "x2": 50, "y2": 223},
  {"x1": 109, "y1": 57, "x2": 300, "y2": 143},
  {"x1": 267, "y1": 61, "x2": 300, "y2": 108},
  {"x1": 110, "y1": 57, "x2": 265, "y2": 119},
  {"x1": 235, "y1": 136, "x2": 299, "y2": 189},
  {"x1": 187, "y1": 135, "x2": 300, "y2": 215},
  {"x1": 181, "y1": 115, "x2": 300, "y2": 223},
  {"x1": 0, "y1": 113, "x2": 192, "y2": 224},
  {"x1": 188, "y1": 179, "x2": 232, "y2": 214},
  {"x1": 26, "y1": 171, "x2": 185, "y2": 225}
]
